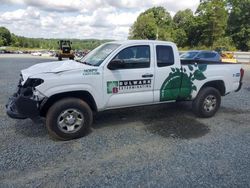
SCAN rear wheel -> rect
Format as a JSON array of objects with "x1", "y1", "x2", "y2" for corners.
[
  {"x1": 46, "y1": 98, "x2": 93, "y2": 140},
  {"x1": 58, "y1": 55, "x2": 62, "y2": 61},
  {"x1": 192, "y1": 87, "x2": 221, "y2": 118}
]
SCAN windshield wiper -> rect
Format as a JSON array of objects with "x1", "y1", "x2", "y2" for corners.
[{"x1": 81, "y1": 61, "x2": 94, "y2": 66}]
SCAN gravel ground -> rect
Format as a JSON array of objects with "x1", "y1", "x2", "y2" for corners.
[{"x1": 0, "y1": 54, "x2": 250, "y2": 188}]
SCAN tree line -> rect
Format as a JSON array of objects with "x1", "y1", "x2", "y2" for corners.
[
  {"x1": 0, "y1": 27, "x2": 110, "y2": 50},
  {"x1": 129, "y1": 0, "x2": 250, "y2": 51}
]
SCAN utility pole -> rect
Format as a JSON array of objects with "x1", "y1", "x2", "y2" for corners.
[{"x1": 156, "y1": 27, "x2": 159, "y2": 40}]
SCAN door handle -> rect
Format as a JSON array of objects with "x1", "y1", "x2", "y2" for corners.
[{"x1": 142, "y1": 73, "x2": 153, "y2": 78}]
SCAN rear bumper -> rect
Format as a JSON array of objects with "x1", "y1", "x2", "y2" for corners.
[
  {"x1": 6, "y1": 93, "x2": 40, "y2": 120},
  {"x1": 235, "y1": 82, "x2": 243, "y2": 92},
  {"x1": 59, "y1": 53, "x2": 74, "y2": 58}
]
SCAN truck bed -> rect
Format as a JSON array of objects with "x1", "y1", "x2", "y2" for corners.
[{"x1": 180, "y1": 59, "x2": 240, "y2": 65}]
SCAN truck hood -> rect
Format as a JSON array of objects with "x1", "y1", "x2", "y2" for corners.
[{"x1": 21, "y1": 60, "x2": 90, "y2": 80}]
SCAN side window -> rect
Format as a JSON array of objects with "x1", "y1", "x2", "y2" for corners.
[
  {"x1": 156, "y1": 45, "x2": 174, "y2": 67},
  {"x1": 207, "y1": 53, "x2": 216, "y2": 58},
  {"x1": 112, "y1": 45, "x2": 150, "y2": 69},
  {"x1": 198, "y1": 52, "x2": 216, "y2": 58},
  {"x1": 197, "y1": 53, "x2": 205, "y2": 58}
]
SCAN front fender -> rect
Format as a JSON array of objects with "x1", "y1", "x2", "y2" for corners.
[{"x1": 38, "y1": 84, "x2": 101, "y2": 108}]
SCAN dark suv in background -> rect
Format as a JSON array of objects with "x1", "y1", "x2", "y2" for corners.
[{"x1": 180, "y1": 50, "x2": 221, "y2": 62}]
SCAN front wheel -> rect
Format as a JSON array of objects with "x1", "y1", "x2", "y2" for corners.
[
  {"x1": 46, "y1": 98, "x2": 93, "y2": 140},
  {"x1": 192, "y1": 87, "x2": 221, "y2": 118}
]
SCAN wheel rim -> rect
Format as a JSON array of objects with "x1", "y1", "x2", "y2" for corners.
[
  {"x1": 57, "y1": 109, "x2": 84, "y2": 133},
  {"x1": 203, "y1": 95, "x2": 217, "y2": 112}
]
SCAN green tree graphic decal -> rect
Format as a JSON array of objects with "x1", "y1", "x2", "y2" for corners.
[{"x1": 160, "y1": 64, "x2": 207, "y2": 101}]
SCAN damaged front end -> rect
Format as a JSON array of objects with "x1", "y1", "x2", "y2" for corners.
[{"x1": 6, "y1": 74, "x2": 45, "y2": 119}]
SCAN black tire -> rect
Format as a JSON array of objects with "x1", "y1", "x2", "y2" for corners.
[
  {"x1": 58, "y1": 56, "x2": 62, "y2": 61},
  {"x1": 46, "y1": 98, "x2": 93, "y2": 140},
  {"x1": 192, "y1": 87, "x2": 221, "y2": 118}
]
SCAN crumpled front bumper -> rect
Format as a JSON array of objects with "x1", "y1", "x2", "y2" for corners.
[
  {"x1": 6, "y1": 76, "x2": 41, "y2": 120},
  {"x1": 6, "y1": 93, "x2": 40, "y2": 119}
]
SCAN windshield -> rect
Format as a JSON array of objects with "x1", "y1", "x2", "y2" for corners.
[
  {"x1": 80, "y1": 43, "x2": 121, "y2": 66},
  {"x1": 180, "y1": 51, "x2": 199, "y2": 59}
]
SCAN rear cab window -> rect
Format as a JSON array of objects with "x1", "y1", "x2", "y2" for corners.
[{"x1": 156, "y1": 45, "x2": 174, "y2": 67}]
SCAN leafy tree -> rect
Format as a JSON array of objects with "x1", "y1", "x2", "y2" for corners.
[
  {"x1": 173, "y1": 9, "x2": 194, "y2": 32},
  {"x1": 143, "y1": 7, "x2": 172, "y2": 28},
  {"x1": 227, "y1": 0, "x2": 250, "y2": 51},
  {"x1": 173, "y1": 9, "x2": 195, "y2": 47},
  {"x1": 213, "y1": 37, "x2": 236, "y2": 51},
  {"x1": 0, "y1": 38, "x2": 4, "y2": 46},
  {"x1": 195, "y1": 0, "x2": 228, "y2": 48},
  {"x1": 129, "y1": 12, "x2": 157, "y2": 40},
  {"x1": 0, "y1": 27, "x2": 12, "y2": 46},
  {"x1": 172, "y1": 28, "x2": 187, "y2": 47},
  {"x1": 129, "y1": 7, "x2": 173, "y2": 40}
]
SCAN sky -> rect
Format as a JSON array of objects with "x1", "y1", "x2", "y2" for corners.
[{"x1": 0, "y1": 0, "x2": 200, "y2": 40}]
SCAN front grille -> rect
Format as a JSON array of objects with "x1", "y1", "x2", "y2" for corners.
[{"x1": 63, "y1": 47, "x2": 70, "y2": 53}]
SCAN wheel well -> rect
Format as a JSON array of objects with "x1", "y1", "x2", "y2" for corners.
[
  {"x1": 201, "y1": 80, "x2": 226, "y2": 96},
  {"x1": 40, "y1": 91, "x2": 97, "y2": 117}
]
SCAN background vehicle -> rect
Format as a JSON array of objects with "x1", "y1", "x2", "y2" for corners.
[
  {"x1": 31, "y1": 52, "x2": 42, "y2": 56},
  {"x1": 6, "y1": 40, "x2": 244, "y2": 140},
  {"x1": 220, "y1": 52, "x2": 237, "y2": 63},
  {"x1": 180, "y1": 50, "x2": 221, "y2": 62},
  {"x1": 57, "y1": 40, "x2": 74, "y2": 61}
]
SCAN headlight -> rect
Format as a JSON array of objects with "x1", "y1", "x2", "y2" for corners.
[{"x1": 24, "y1": 78, "x2": 44, "y2": 88}]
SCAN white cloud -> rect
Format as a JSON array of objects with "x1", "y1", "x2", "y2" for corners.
[
  {"x1": 2, "y1": 0, "x2": 199, "y2": 13},
  {"x1": 0, "y1": 0, "x2": 200, "y2": 39},
  {"x1": 1, "y1": 0, "x2": 24, "y2": 4},
  {"x1": 24, "y1": 0, "x2": 84, "y2": 12},
  {"x1": 40, "y1": 15, "x2": 56, "y2": 28},
  {"x1": 108, "y1": 11, "x2": 141, "y2": 27},
  {"x1": 0, "y1": 7, "x2": 40, "y2": 22}
]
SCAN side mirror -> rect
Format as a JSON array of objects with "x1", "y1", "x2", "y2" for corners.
[{"x1": 108, "y1": 59, "x2": 125, "y2": 70}]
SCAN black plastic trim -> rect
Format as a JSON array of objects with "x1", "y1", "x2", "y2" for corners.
[
  {"x1": 6, "y1": 93, "x2": 40, "y2": 119},
  {"x1": 235, "y1": 82, "x2": 243, "y2": 92}
]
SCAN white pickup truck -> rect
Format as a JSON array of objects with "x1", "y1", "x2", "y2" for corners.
[{"x1": 6, "y1": 40, "x2": 244, "y2": 140}]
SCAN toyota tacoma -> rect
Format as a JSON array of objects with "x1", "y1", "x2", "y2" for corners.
[{"x1": 6, "y1": 40, "x2": 244, "y2": 140}]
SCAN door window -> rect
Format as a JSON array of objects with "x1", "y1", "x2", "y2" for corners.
[
  {"x1": 197, "y1": 52, "x2": 216, "y2": 58},
  {"x1": 156, "y1": 45, "x2": 174, "y2": 67},
  {"x1": 112, "y1": 45, "x2": 150, "y2": 69}
]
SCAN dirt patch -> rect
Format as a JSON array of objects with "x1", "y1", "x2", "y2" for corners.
[
  {"x1": 145, "y1": 116, "x2": 210, "y2": 139},
  {"x1": 92, "y1": 103, "x2": 209, "y2": 139}
]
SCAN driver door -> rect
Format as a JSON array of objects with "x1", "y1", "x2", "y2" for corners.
[{"x1": 103, "y1": 44, "x2": 154, "y2": 108}]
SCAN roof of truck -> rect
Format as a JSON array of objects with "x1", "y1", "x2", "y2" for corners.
[{"x1": 108, "y1": 40, "x2": 176, "y2": 46}]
